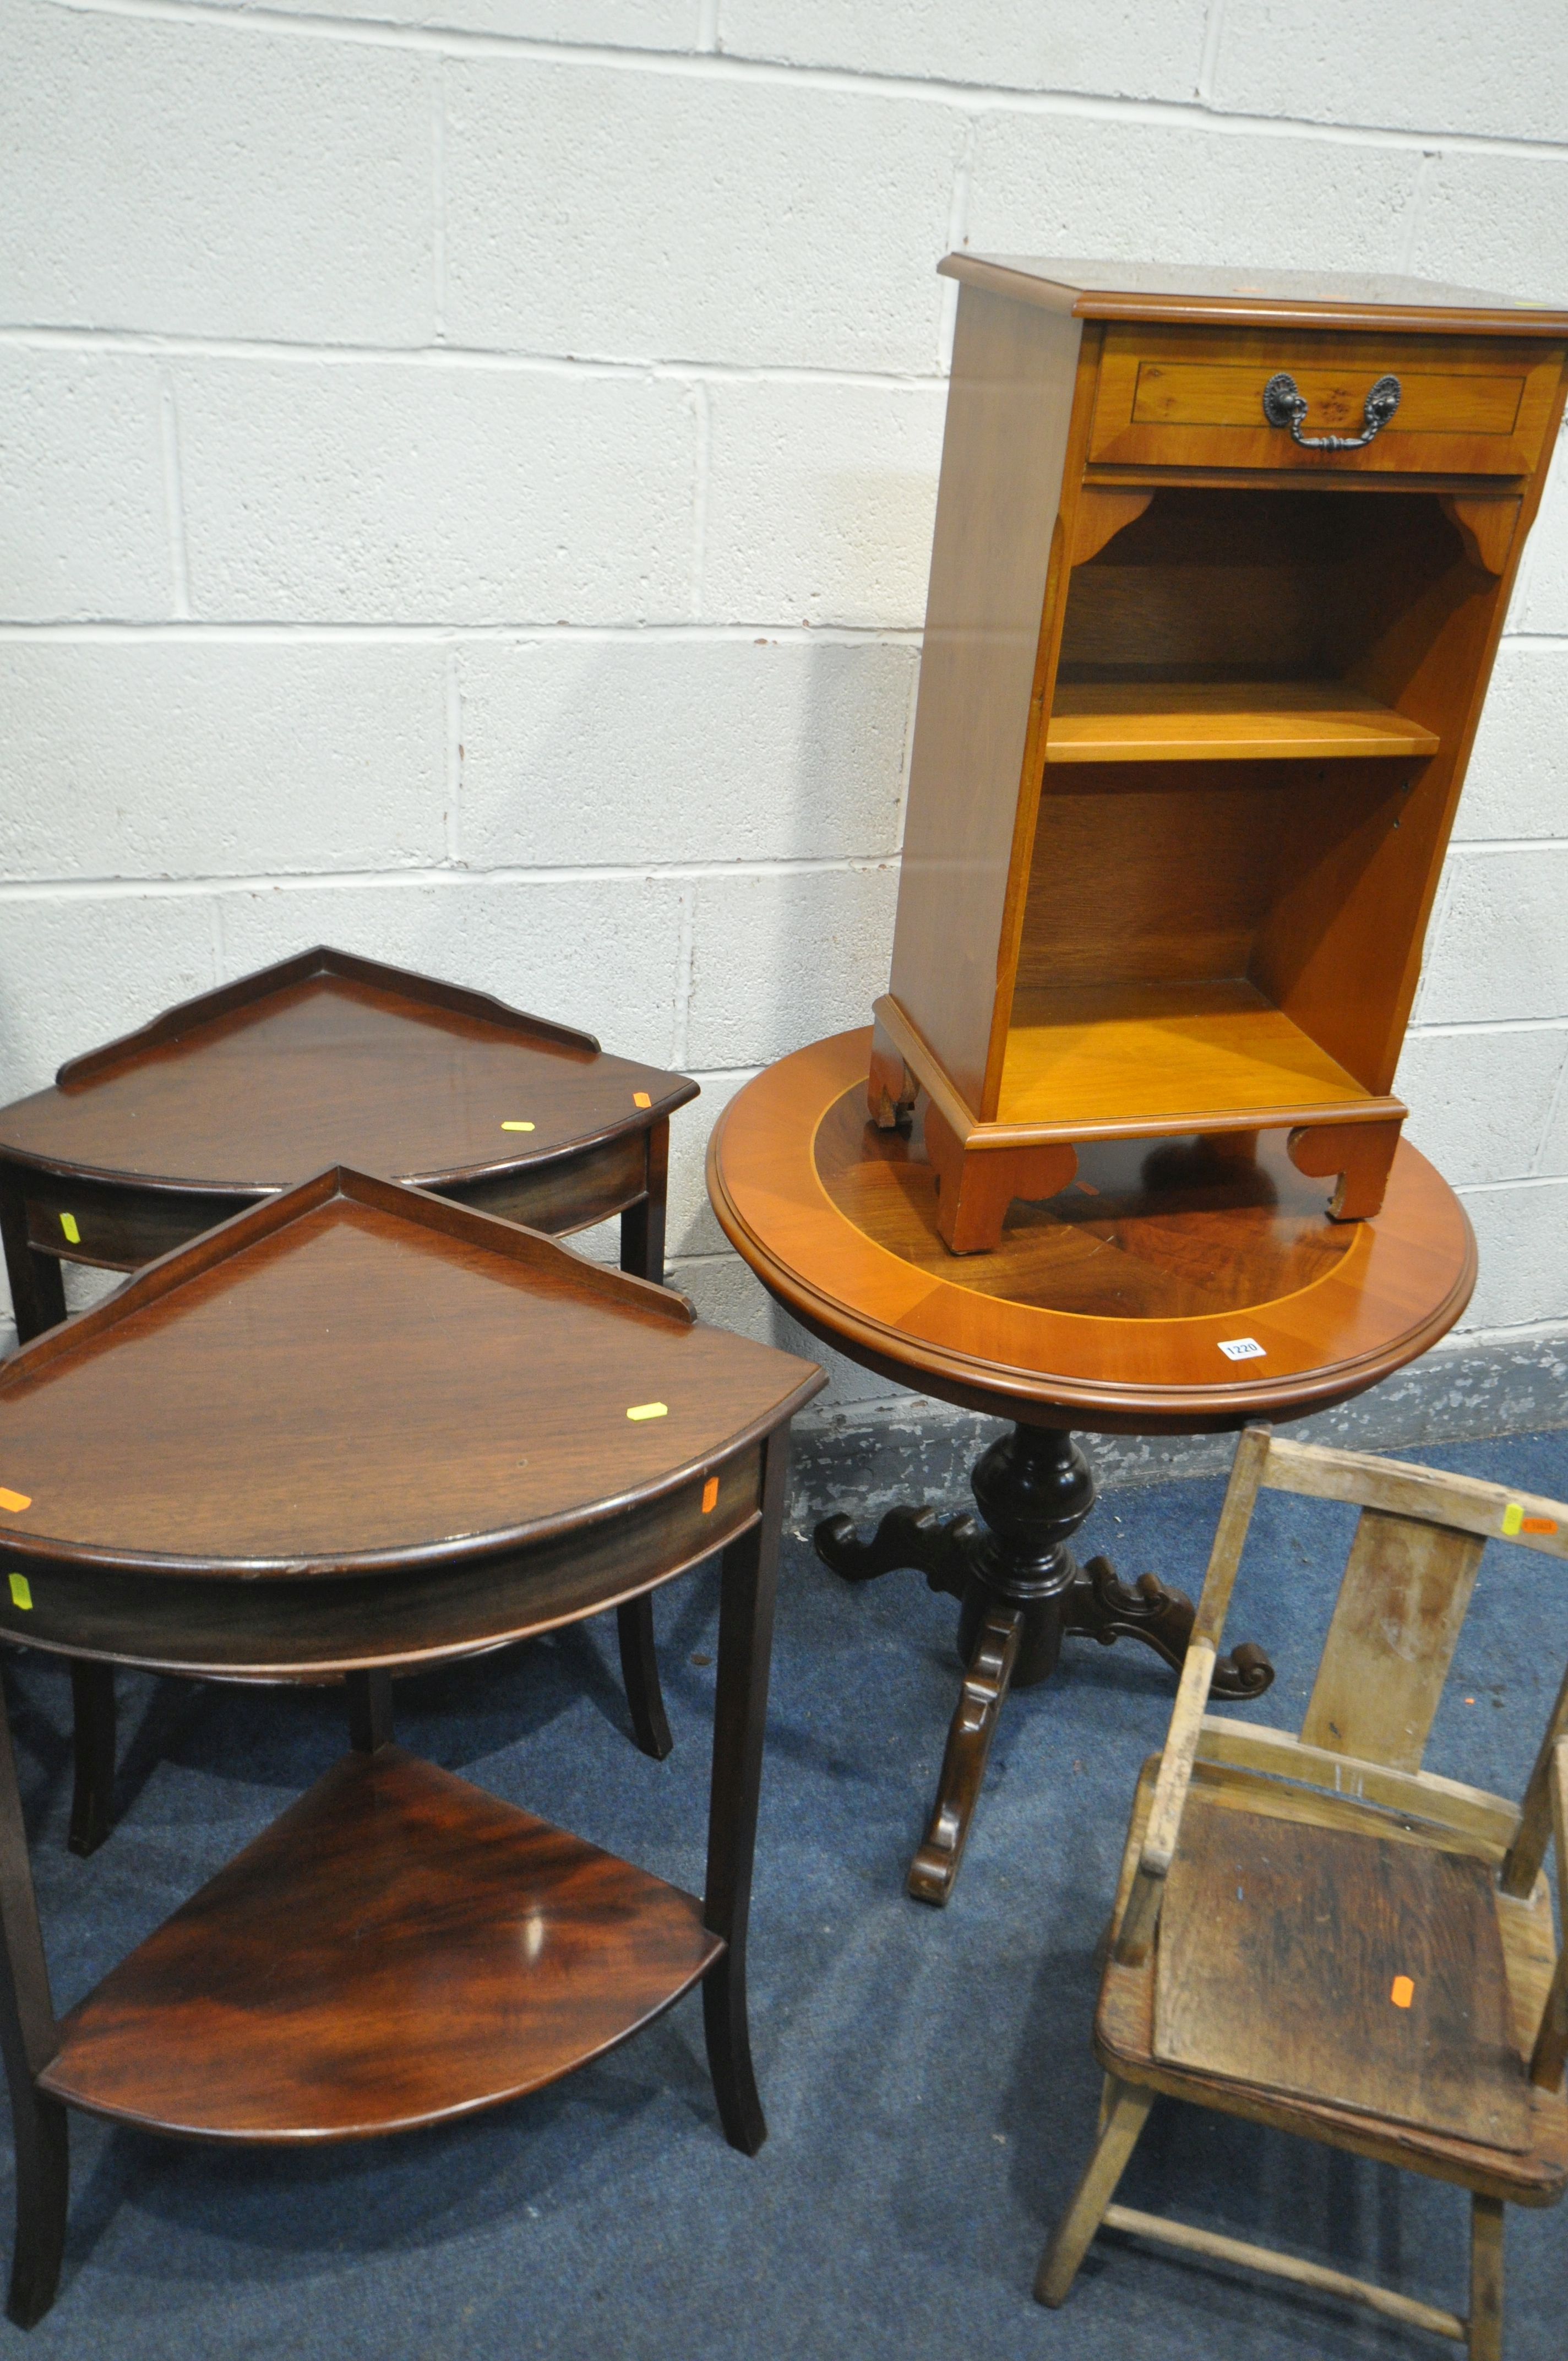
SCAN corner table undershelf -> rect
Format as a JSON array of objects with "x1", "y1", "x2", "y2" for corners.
[
  {"x1": 708, "y1": 1028, "x2": 1477, "y2": 1906},
  {"x1": 0, "y1": 946, "x2": 699, "y2": 1851},
  {"x1": 0, "y1": 1165, "x2": 822, "y2": 2325}
]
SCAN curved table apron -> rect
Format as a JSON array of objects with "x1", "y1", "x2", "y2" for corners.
[{"x1": 708, "y1": 1029, "x2": 1477, "y2": 1903}]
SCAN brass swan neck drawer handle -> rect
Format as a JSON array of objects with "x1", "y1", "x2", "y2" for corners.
[{"x1": 1262, "y1": 370, "x2": 1401, "y2": 450}]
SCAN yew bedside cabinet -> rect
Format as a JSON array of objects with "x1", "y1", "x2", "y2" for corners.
[{"x1": 869, "y1": 258, "x2": 1568, "y2": 1252}]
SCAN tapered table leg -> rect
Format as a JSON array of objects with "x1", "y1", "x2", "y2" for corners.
[
  {"x1": 701, "y1": 1428, "x2": 787, "y2": 2155},
  {"x1": 617, "y1": 1134, "x2": 674, "y2": 1760},
  {"x1": 0, "y1": 1687, "x2": 68, "y2": 2327},
  {"x1": 67, "y1": 1661, "x2": 116, "y2": 1860}
]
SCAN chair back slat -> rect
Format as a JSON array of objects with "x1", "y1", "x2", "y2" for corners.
[{"x1": 1300, "y1": 1510, "x2": 1485, "y2": 1772}]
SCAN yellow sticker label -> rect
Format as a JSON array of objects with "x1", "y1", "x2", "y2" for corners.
[
  {"x1": 0, "y1": 1489, "x2": 30, "y2": 1516},
  {"x1": 1390, "y1": 1975, "x2": 1414, "y2": 2009},
  {"x1": 633, "y1": 1092, "x2": 651, "y2": 1109},
  {"x1": 701, "y1": 1476, "x2": 720, "y2": 1514},
  {"x1": 500, "y1": 1120, "x2": 536, "y2": 1133},
  {"x1": 1502, "y1": 1503, "x2": 1525, "y2": 1536},
  {"x1": 59, "y1": 1212, "x2": 80, "y2": 1245},
  {"x1": 8, "y1": 1574, "x2": 31, "y2": 1612},
  {"x1": 627, "y1": 1402, "x2": 668, "y2": 1422}
]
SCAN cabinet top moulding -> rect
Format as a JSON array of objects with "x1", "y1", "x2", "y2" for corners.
[{"x1": 938, "y1": 255, "x2": 1568, "y2": 340}]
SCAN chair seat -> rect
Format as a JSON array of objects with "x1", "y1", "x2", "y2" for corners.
[{"x1": 1095, "y1": 1758, "x2": 1568, "y2": 2205}]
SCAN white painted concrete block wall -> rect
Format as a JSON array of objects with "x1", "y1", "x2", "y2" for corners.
[{"x1": 2, "y1": 0, "x2": 1567, "y2": 1404}]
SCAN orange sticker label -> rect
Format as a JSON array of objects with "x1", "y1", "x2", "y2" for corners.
[
  {"x1": 1391, "y1": 1976, "x2": 1414, "y2": 2009},
  {"x1": 702, "y1": 1476, "x2": 719, "y2": 1514},
  {"x1": 633, "y1": 1092, "x2": 651, "y2": 1109},
  {"x1": 0, "y1": 1489, "x2": 30, "y2": 1516},
  {"x1": 1523, "y1": 1517, "x2": 1558, "y2": 1536}
]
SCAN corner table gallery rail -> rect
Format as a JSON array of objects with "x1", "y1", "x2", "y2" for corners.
[
  {"x1": 0, "y1": 945, "x2": 700, "y2": 1851},
  {"x1": 0, "y1": 1166, "x2": 823, "y2": 2325},
  {"x1": 708, "y1": 1029, "x2": 1476, "y2": 1905}
]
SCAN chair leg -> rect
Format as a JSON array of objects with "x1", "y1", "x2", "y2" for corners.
[
  {"x1": 617, "y1": 1595, "x2": 673, "y2": 1761},
  {"x1": 1034, "y1": 2075, "x2": 1155, "y2": 2307},
  {"x1": 1467, "y1": 2194, "x2": 1504, "y2": 2361}
]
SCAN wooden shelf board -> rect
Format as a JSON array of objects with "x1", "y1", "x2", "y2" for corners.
[
  {"x1": 1045, "y1": 681, "x2": 1440, "y2": 764},
  {"x1": 40, "y1": 1747, "x2": 720, "y2": 2141},
  {"x1": 998, "y1": 978, "x2": 1374, "y2": 1128}
]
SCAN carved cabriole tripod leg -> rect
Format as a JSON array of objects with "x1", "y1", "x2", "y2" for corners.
[
  {"x1": 1287, "y1": 1116, "x2": 1403, "y2": 1221},
  {"x1": 922, "y1": 1101, "x2": 1079, "y2": 1256},
  {"x1": 0, "y1": 1678, "x2": 68, "y2": 2328},
  {"x1": 701, "y1": 1428, "x2": 788, "y2": 2155},
  {"x1": 815, "y1": 1424, "x2": 1275, "y2": 1902},
  {"x1": 615, "y1": 1134, "x2": 675, "y2": 1762},
  {"x1": 907, "y1": 1604, "x2": 1023, "y2": 1903}
]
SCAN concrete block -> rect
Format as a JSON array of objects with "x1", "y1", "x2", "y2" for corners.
[
  {"x1": 1396, "y1": 1026, "x2": 1566, "y2": 1186},
  {"x1": 195, "y1": 0, "x2": 698, "y2": 40},
  {"x1": 457, "y1": 637, "x2": 912, "y2": 868},
  {"x1": 1455, "y1": 1180, "x2": 1568, "y2": 1334},
  {"x1": 1531, "y1": 1056, "x2": 1568, "y2": 1177},
  {"x1": 0, "y1": 643, "x2": 447, "y2": 882},
  {"x1": 702, "y1": 380, "x2": 945, "y2": 628},
  {"x1": 0, "y1": 890, "x2": 216, "y2": 1103},
  {"x1": 665, "y1": 1069, "x2": 755, "y2": 1259},
  {"x1": 1516, "y1": 430, "x2": 1568, "y2": 637},
  {"x1": 445, "y1": 61, "x2": 959, "y2": 371},
  {"x1": 173, "y1": 360, "x2": 693, "y2": 623},
  {"x1": 217, "y1": 872, "x2": 687, "y2": 1066},
  {"x1": 671, "y1": 1250, "x2": 894, "y2": 1410},
  {"x1": 684, "y1": 864, "x2": 898, "y2": 1069},
  {"x1": 0, "y1": 352, "x2": 168, "y2": 621},
  {"x1": 0, "y1": 6, "x2": 432, "y2": 345},
  {"x1": 1213, "y1": 1, "x2": 1568, "y2": 144},
  {"x1": 716, "y1": 0, "x2": 1210, "y2": 102},
  {"x1": 1408, "y1": 152, "x2": 1568, "y2": 311},
  {"x1": 967, "y1": 114, "x2": 1417, "y2": 273},
  {"x1": 1418, "y1": 848, "x2": 1568, "y2": 1027},
  {"x1": 1453, "y1": 644, "x2": 1568, "y2": 844}
]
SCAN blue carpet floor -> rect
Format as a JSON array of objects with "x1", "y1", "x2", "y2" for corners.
[{"x1": 2, "y1": 1427, "x2": 1567, "y2": 2359}]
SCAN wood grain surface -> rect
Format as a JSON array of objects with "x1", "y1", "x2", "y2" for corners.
[
  {"x1": 1155, "y1": 1793, "x2": 1529, "y2": 2150},
  {"x1": 706, "y1": 1029, "x2": 1474, "y2": 1434},
  {"x1": 0, "y1": 1166, "x2": 821, "y2": 1577},
  {"x1": 40, "y1": 1745, "x2": 721, "y2": 2141},
  {"x1": 0, "y1": 950, "x2": 696, "y2": 1194}
]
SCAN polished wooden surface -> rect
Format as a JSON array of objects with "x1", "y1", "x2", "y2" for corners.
[
  {"x1": 41, "y1": 1745, "x2": 720, "y2": 2141},
  {"x1": 1090, "y1": 325, "x2": 1562, "y2": 477},
  {"x1": 0, "y1": 947, "x2": 695, "y2": 1204},
  {"x1": 1045, "y1": 679, "x2": 1439, "y2": 763},
  {"x1": 1040, "y1": 1433, "x2": 1568, "y2": 2348},
  {"x1": 709, "y1": 1030, "x2": 1474, "y2": 1434},
  {"x1": 939, "y1": 254, "x2": 1568, "y2": 339},
  {"x1": 0, "y1": 1166, "x2": 816, "y2": 1579}
]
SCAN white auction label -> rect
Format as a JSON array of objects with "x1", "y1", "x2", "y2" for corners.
[{"x1": 1217, "y1": 1337, "x2": 1266, "y2": 1361}]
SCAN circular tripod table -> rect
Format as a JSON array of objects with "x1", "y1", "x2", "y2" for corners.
[
  {"x1": 0, "y1": 1163, "x2": 821, "y2": 2325},
  {"x1": 0, "y1": 946, "x2": 699, "y2": 1852},
  {"x1": 707, "y1": 1029, "x2": 1477, "y2": 1906}
]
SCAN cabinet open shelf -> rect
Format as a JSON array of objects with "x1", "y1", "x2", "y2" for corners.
[
  {"x1": 39, "y1": 1747, "x2": 721, "y2": 2142},
  {"x1": 1045, "y1": 681, "x2": 1440, "y2": 765},
  {"x1": 997, "y1": 978, "x2": 1374, "y2": 1129}
]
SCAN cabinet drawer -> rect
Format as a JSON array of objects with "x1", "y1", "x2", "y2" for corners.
[{"x1": 1090, "y1": 324, "x2": 1562, "y2": 476}]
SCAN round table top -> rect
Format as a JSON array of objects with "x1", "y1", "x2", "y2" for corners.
[
  {"x1": 0, "y1": 952, "x2": 695, "y2": 1195},
  {"x1": 707, "y1": 1029, "x2": 1476, "y2": 1437}
]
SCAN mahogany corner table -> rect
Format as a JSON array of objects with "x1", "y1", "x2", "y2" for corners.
[
  {"x1": 0, "y1": 1165, "x2": 823, "y2": 2325},
  {"x1": 708, "y1": 1029, "x2": 1477, "y2": 1906},
  {"x1": 0, "y1": 946, "x2": 699, "y2": 1851}
]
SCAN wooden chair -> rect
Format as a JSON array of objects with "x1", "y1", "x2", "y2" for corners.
[{"x1": 1037, "y1": 1426, "x2": 1568, "y2": 2357}]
